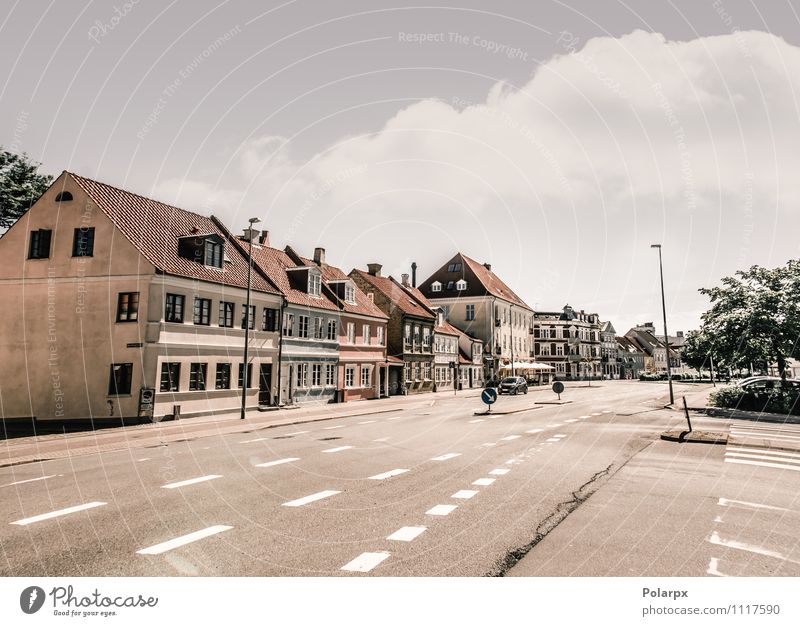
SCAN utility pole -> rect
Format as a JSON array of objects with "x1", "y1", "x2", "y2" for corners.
[
  {"x1": 241, "y1": 217, "x2": 260, "y2": 419},
  {"x1": 651, "y1": 244, "x2": 674, "y2": 404}
]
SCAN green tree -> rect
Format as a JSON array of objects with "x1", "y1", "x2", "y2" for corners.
[
  {"x1": 681, "y1": 329, "x2": 713, "y2": 376},
  {"x1": 0, "y1": 148, "x2": 53, "y2": 230},
  {"x1": 698, "y1": 261, "x2": 800, "y2": 385}
]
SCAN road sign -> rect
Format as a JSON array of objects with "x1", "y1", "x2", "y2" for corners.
[
  {"x1": 138, "y1": 388, "x2": 155, "y2": 419},
  {"x1": 552, "y1": 381, "x2": 564, "y2": 394},
  {"x1": 481, "y1": 388, "x2": 498, "y2": 405}
]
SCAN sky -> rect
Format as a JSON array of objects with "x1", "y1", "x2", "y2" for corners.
[{"x1": 2, "y1": 0, "x2": 799, "y2": 334}]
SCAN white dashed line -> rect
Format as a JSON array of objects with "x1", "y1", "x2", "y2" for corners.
[
  {"x1": 426, "y1": 504, "x2": 457, "y2": 516},
  {"x1": 564, "y1": 418, "x2": 579, "y2": 423},
  {"x1": 469, "y1": 419, "x2": 484, "y2": 423},
  {"x1": 601, "y1": 410, "x2": 612, "y2": 413},
  {"x1": 387, "y1": 526, "x2": 427, "y2": 542},
  {"x1": 707, "y1": 530, "x2": 792, "y2": 561},
  {"x1": 432, "y1": 453, "x2": 461, "y2": 461},
  {"x1": 341, "y1": 551, "x2": 390, "y2": 572},
  {"x1": 545, "y1": 438, "x2": 560, "y2": 443},
  {"x1": 553, "y1": 434, "x2": 567, "y2": 439},
  {"x1": 323, "y1": 425, "x2": 344, "y2": 430},
  {"x1": 717, "y1": 498, "x2": 788, "y2": 512},
  {"x1": 578, "y1": 415, "x2": 590, "y2": 419},
  {"x1": 137, "y1": 458, "x2": 151, "y2": 462},
  {"x1": 472, "y1": 478, "x2": 495, "y2": 486},
  {"x1": 11, "y1": 501, "x2": 107, "y2": 526},
  {"x1": 137, "y1": 525, "x2": 233, "y2": 555},
  {"x1": 286, "y1": 431, "x2": 309, "y2": 436},
  {"x1": 161, "y1": 475, "x2": 222, "y2": 489},
  {"x1": 323, "y1": 446, "x2": 353, "y2": 453},
  {"x1": 241, "y1": 437, "x2": 269, "y2": 443},
  {"x1": 387, "y1": 416, "x2": 402, "y2": 421},
  {"x1": 525, "y1": 429, "x2": 543, "y2": 434},
  {"x1": 726, "y1": 447, "x2": 800, "y2": 459},
  {"x1": 500, "y1": 435, "x2": 521, "y2": 441},
  {"x1": 373, "y1": 437, "x2": 390, "y2": 442},
  {"x1": 480, "y1": 443, "x2": 496, "y2": 447},
  {"x1": 725, "y1": 452, "x2": 800, "y2": 465},
  {"x1": 256, "y1": 457, "x2": 300, "y2": 468},
  {"x1": 1, "y1": 475, "x2": 57, "y2": 487},
  {"x1": 282, "y1": 490, "x2": 341, "y2": 507},
  {"x1": 369, "y1": 469, "x2": 409, "y2": 480},
  {"x1": 452, "y1": 490, "x2": 478, "y2": 499},
  {"x1": 489, "y1": 469, "x2": 510, "y2": 475},
  {"x1": 591, "y1": 413, "x2": 601, "y2": 416},
  {"x1": 358, "y1": 420, "x2": 377, "y2": 425},
  {"x1": 724, "y1": 458, "x2": 800, "y2": 472},
  {"x1": 546, "y1": 423, "x2": 562, "y2": 428}
]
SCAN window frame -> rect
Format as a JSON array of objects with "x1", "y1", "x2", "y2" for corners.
[
  {"x1": 116, "y1": 292, "x2": 140, "y2": 323},
  {"x1": 241, "y1": 304, "x2": 256, "y2": 330},
  {"x1": 189, "y1": 363, "x2": 207, "y2": 391},
  {"x1": 28, "y1": 229, "x2": 52, "y2": 259},
  {"x1": 219, "y1": 301, "x2": 234, "y2": 328},
  {"x1": 165, "y1": 293, "x2": 185, "y2": 323},
  {"x1": 72, "y1": 227, "x2": 95, "y2": 257},
  {"x1": 108, "y1": 363, "x2": 133, "y2": 396},
  {"x1": 193, "y1": 297, "x2": 212, "y2": 325},
  {"x1": 160, "y1": 362, "x2": 181, "y2": 392},
  {"x1": 215, "y1": 363, "x2": 231, "y2": 390}
]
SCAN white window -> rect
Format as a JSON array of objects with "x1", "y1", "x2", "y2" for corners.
[
  {"x1": 345, "y1": 284, "x2": 356, "y2": 304},
  {"x1": 347, "y1": 322, "x2": 355, "y2": 344},
  {"x1": 325, "y1": 364, "x2": 335, "y2": 386},
  {"x1": 308, "y1": 272, "x2": 321, "y2": 296},
  {"x1": 424, "y1": 362, "x2": 431, "y2": 380},
  {"x1": 345, "y1": 365, "x2": 356, "y2": 388},
  {"x1": 415, "y1": 362, "x2": 421, "y2": 381},
  {"x1": 327, "y1": 319, "x2": 337, "y2": 340},
  {"x1": 377, "y1": 326, "x2": 384, "y2": 346},
  {"x1": 413, "y1": 325, "x2": 420, "y2": 345},
  {"x1": 363, "y1": 324, "x2": 370, "y2": 345},
  {"x1": 282, "y1": 313, "x2": 294, "y2": 336},
  {"x1": 361, "y1": 365, "x2": 371, "y2": 388},
  {"x1": 456, "y1": 279, "x2": 467, "y2": 291},
  {"x1": 465, "y1": 304, "x2": 475, "y2": 321},
  {"x1": 297, "y1": 364, "x2": 308, "y2": 388},
  {"x1": 422, "y1": 327, "x2": 430, "y2": 347},
  {"x1": 431, "y1": 281, "x2": 442, "y2": 292},
  {"x1": 435, "y1": 367, "x2": 441, "y2": 382},
  {"x1": 313, "y1": 317, "x2": 323, "y2": 339},
  {"x1": 298, "y1": 315, "x2": 309, "y2": 338},
  {"x1": 404, "y1": 324, "x2": 411, "y2": 345}
]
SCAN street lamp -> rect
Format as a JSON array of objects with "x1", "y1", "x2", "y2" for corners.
[
  {"x1": 241, "y1": 217, "x2": 261, "y2": 419},
  {"x1": 651, "y1": 244, "x2": 674, "y2": 404}
]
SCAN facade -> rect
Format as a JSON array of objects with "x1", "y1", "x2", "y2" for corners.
[
  {"x1": 0, "y1": 171, "x2": 283, "y2": 421},
  {"x1": 626, "y1": 324, "x2": 681, "y2": 374},
  {"x1": 350, "y1": 265, "x2": 435, "y2": 395},
  {"x1": 533, "y1": 305, "x2": 602, "y2": 380},
  {"x1": 417, "y1": 252, "x2": 535, "y2": 382},
  {"x1": 431, "y1": 308, "x2": 461, "y2": 392},
  {"x1": 600, "y1": 320, "x2": 620, "y2": 379},
  {"x1": 616, "y1": 336, "x2": 646, "y2": 379},
  {"x1": 453, "y1": 325, "x2": 485, "y2": 389}
]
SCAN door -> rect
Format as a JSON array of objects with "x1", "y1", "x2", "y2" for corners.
[
  {"x1": 259, "y1": 364, "x2": 272, "y2": 406},
  {"x1": 380, "y1": 366, "x2": 386, "y2": 397}
]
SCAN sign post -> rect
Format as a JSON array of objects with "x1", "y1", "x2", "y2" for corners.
[
  {"x1": 138, "y1": 388, "x2": 155, "y2": 421},
  {"x1": 481, "y1": 387, "x2": 498, "y2": 414},
  {"x1": 552, "y1": 381, "x2": 564, "y2": 401}
]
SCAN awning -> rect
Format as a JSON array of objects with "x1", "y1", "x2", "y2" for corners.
[{"x1": 498, "y1": 361, "x2": 554, "y2": 371}]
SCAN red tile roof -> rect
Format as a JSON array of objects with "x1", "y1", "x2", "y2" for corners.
[
  {"x1": 434, "y1": 321, "x2": 461, "y2": 337},
  {"x1": 350, "y1": 270, "x2": 436, "y2": 319},
  {"x1": 298, "y1": 255, "x2": 387, "y2": 320},
  {"x1": 68, "y1": 172, "x2": 279, "y2": 294}
]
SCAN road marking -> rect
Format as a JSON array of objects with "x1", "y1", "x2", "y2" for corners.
[
  {"x1": 718, "y1": 498, "x2": 789, "y2": 513},
  {"x1": 358, "y1": 420, "x2": 377, "y2": 424},
  {"x1": 469, "y1": 419, "x2": 484, "y2": 423},
  {"x1": 161, "y1": 475, "x2": 222, "y2": 489},
  {"x1": 241, "y1": 437, "x2": 269, "y2": 443},
  {"x1": 137, "y1": 458, "x2": 151, "y2": 462},
  {"x1": 564, "y1": 418, "x2": 579, "y2": 423},
  {"x1": 725, "y1": 452, "x2": 800, "y2": 465},
  {"x1": 480, "y1": 443, "x2": 496, "y2": 447},
  {"x1": 731, "y1": 423, "x2": 800, "y2": 433},
  {"x1": 553, "y1": 434, "x2": 567, "y2": 438},
  {"x1": 591, "y1": 413, "x2": 601, "y2": 416},
  {"x1": 282, "y1": 490, "x2": 341, "y2": 507},
  {"x1": 11, "y1": 502, "x2": 107, "y2": 526},
  {"x1": 323, "y1": 446, "x2": 353, "y2": 453},
  {"x1": 452, "y1": 490, "x2": 478, "y2": 499},
  {"x1": 369, "y1": 469, "x2": 409, "y2": 480},
  {"x1": 256, "y1": 457, "x2": 300, "y2": 468},
  {"x1": 490, "y1": 469, "x2": 510, "y2": 475},
  {"x1": 323, "y1": 425, "x2": 344, "y2": 430},
  {"x1": 525, "y1": 428, "x2": 543, "y2": 434},
  {"x1": 1, "y1": 475, "x2": 57, "y2": 487},
  {"x1": 373, "y1": 437, "x2": 390, "y2": 442},
  {"x1": 426, "y1": 504, "x2": 457, "y2": 516},
  {"x1": 601, "y1": 410, "x2": 612, "y2": 413},
  {"x1": 706, "y1": 557, "x2": 728, "y2": 577},
  {"x1": 487, "y1": 415, "x2": 501, "y2": 419},
  {"x1": 286, "y1": 431, "x2": 309, "y2": 436},
  {"x1": 387, "y1": 526, "x2": 427, "y2": 542},
  {"x1": 714, "y1": 515, "x2": 724, "y2": 523},
  {"x1": 545, "y1": 438, "x2": 560, "y2": 443},
  {"x1": 473, "y1": 478, "x2": 495, "y2": 486},
  {"x1": 730, "y1": 430, "x2": 800, "y2": 440},
  {"x1": 726, "y1": 447, "x2": 800, "y2": 459},
  {"x1": 387, "y1": 416, "x2": 402, "y2": 421},
  {"x1": 546, "y1": 423, "x2": 562, "y2": 428},
  {"x1": 432, "y1": 453, "x2": 461, "y2": 461},
  {"x1": 578, "y1": 415, "x2": 590, "y2": 419},
  {"x1": 724, "y1": 458, "x2": 800, "y2": 472},
  {"x1": 136, "y1": 525, "x2": 233, "y2": 555},
  {"x1": 707, "y1": 530, "x2": 796, "y2": 562},
  {"x1": 500, "y1": 435, "x2": 521, "y2": 441},
  {"x1": 341, "y1": 551, "x2": 390, "y2": 572}
]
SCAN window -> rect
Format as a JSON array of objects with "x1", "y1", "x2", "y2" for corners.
[
  {"x1": 160, "y1": 362, "x2": 180, "y2": 392},
  {"x1": 361, "y1": 366, "x2": 371, "y2": 388},
  {"x1": 363, "y1": 324, "x2": 370, "y2": 345},
  {"x1": 404, "y1": 363, "x2": 411, "y2": 382},
  {"x1": 345, "y1": 365, "x2": 356, "y2": 388},
  {"x1": 241, "y1": 305, "x2": 255, "y2": 330},
  {"x1": 422, "y1": 327, "x2": 431, "y2": 347},
  {"x1": 435, "y1": 367, "x2": 441, "y2": 383},
  {"x1": 219, "y1": 301, "x2": 234, "y2": 327},
  {"x1": 431, "y1": 281, "x2": 442, "y2": 292},
  {"x1": 377, "y1": 326, "x2": 384, "y2": 346},
  {"x1": 215, "y1": 363, "x2": 231, "y2": 389},
  {"x1": 465, "y1": 304, "x2": 475, "y2": 321},
  {"x1": 326, "y1": 319, "x2": 337, "y2": 340},
  {"x1": 347, "y1": 322, "x2": 355, "y2": 344},
  {"x1": 424, "y1": 362, "x2": 431, "y2": 380},
  {"x1": 194, "y1": 298, "x2": 211, "y2": 325},
  {"x1": 55, "y1": 191, "x2": 73, "y2": 202},
  {"x1": 262, "y1": 308, "x2": 278, "y2": 332},
  {"x1": 72, "y1": 227, "x2": 95, "y2": 257},
  {"x1": 282, "y1": 313, "x2": 294, "y2": 336},
  {"x1": 108, "y1": 363, "x2": 133, "y2": 395},
  {"x1": 446, "y1": 281, "x2": 454, "y2": 290},
  {"x1": 344, "y1": 284, "x2": 356, "y2": 304},
  {"x1": 238, "y1": 363, "x2": 253, "y2": 388},
  {"x1": 297, "y1": 363, "x2": 309, "y2": 388},
  {"x1": 204, "y1": 239, "x2": 223, "y2": 268},
  {"x1": 116, "y1": 292, "x2": 139, "y2": 322},
  {"x1": 311, "y1": 364, "x2": 322, "y2": 387},
  {"x1": 308, "y1": 272, "x2": 321, "y2": 296},
  {"x1": 325, "y1": 364, "x2": 335, "y2": 386},
  {"x1": 415, "y1": 362, "x2": 421, "y2": 381},
  {"x1": 313, "y1": 317, "x2": 324, "y2": 339},
  {"x1": 297, "y1": 315, "x2": 309, "y2": 338},
  {"x1": 404, "y1": 324, "x2": 411, "y2": 345},
  {"x1": 447, "y1": 263, "x2": 462, "y2": 272},
  {"x1": 189, "y1": 363, "x2": 207, "y2": 391},
  {"x1": 456, "y1": 279, "x2": 467, "y2": 291},
  {"x1": 165, "y1": 294, "x2": 185, "y2": 322},
  {"x1": 413, "y1": 325, "x2": 420, "y2": 345},
  {"x1": 28, "y1": 229, "x2": 52, "y2": 259}
]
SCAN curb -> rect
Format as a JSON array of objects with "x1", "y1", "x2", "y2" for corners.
[
  {"x1": 473, "y1": 406, "x2": 544, "y2": 416},
  {"x1": 660, "y1": 429, "x2": 728, "y2": 445}
]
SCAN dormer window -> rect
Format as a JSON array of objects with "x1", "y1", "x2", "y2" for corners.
[
  {"x1": 431, "y1": 281, "x2": 442, "y2": 292},
  {"x1": 344, "y1": 283, "x2": 355, "y2": 304},
  {"x1": 456, "y1": 279, "x2": 467, "y2": 291},
  {"x1": 446, "y1": 281, "x2": 454, "y2": 290},
  {"x1": 447, "y1": 263, "x2": 462, "y2": 272},
  {"x1": 55, "y1": 191, "x2": 73, "y2": 202},
  {"x1": 205, "y1": 239, "x2": 223, "y2": 268},
  {"x1": 178, "y1": 233, "x2": 225, "y2": 268},
  {"x1": 308, "y1": 271, "x2": 321, "y2": 296}
]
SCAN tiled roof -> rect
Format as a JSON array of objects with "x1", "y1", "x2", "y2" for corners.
[
  {"x1": 68, "y1": 172, "x2": 278, "y2": 294},
  {"x1": 298, "y1": 255, "x2": 387, "y2": 320},
  {"x1": 350, "y1": 270, "x2": 436, "y2": 319},
  {"x1": 434, "y1": 321, "x2": 462, "y2": 337}
]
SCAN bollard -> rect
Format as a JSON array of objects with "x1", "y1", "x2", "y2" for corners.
[{"x1": 682, "y1": 396, "x2": 692, "y2": 433}]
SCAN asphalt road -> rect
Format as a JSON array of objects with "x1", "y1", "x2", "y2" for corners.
[{"x1": 2, "y1": 381, "x2": 796, "y2": 577}]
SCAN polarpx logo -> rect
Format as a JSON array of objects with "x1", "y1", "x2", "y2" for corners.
[
  {"x1": 20, "y1": 586, "x2": 46, "y2": 614},
  {"x1": 18, "y1": 584, "x2": 158, "y2": 618}
]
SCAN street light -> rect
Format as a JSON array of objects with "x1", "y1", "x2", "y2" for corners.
[
  {"x1": 651, "y1": 244, "x2": 674, "y2": 404},
  {"x1": 241, "y1": 217, "x2": 261, "y2": 419}
]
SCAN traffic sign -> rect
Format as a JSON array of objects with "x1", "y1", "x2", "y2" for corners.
[
  {"x1": 481, "y1": 388, "x2": 498, "y2": 405},
  {"x1": 552, "y1": 381, "x2": 564, "y2": 400}
]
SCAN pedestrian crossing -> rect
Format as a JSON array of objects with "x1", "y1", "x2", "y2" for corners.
[{"x1": 725, "y1": 422, "x2": 800, "y2": 472}]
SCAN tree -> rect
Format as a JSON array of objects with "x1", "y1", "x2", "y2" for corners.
[
  {"x1": 682, "y1": 329, "x2": 713, "y2": 376},
  {"x1": 698, "y1": 261, "x2": 800, "y2": 385},
  {"x1": 0, "y1": 148, "x2": 53, "y2": 230}
]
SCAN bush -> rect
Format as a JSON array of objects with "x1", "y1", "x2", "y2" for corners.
[
  {"x1": 709, "y1": 385, "x2": 800, "y2": 415},
  {"x1": 639, "y1": 373, "x2": 660, "y2": 381}
]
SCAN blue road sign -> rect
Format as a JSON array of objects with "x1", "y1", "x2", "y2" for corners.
[{"x1": 481, "y1": 388, "x2": 498, "y2": 405}]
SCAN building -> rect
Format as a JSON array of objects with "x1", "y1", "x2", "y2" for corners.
[
  {"x1": 350, "y1": 265, "x2": 435, "y2": 395},
  {"x1": 533, "y1": 305, "x2": 602, "y2": 380},
  {"x1": 416, "y1": 252, "x2": 535, "y2": 382},
  {"x1": 626, "y1": 324, "x2": 681, "y2": 374},
  {"x1": 616, "y1": 336, "x2": 646, "y2": 379},
  {"x1": 453, "y1": 325, "x2": 485, "y2": 389},
  {"x1": 600, "y1": 320, "x2": 620, "y2": 379},
  {"x1": 430, "y1": 308, "x2": 462, "y2": 392},
  {"x1": 0, "y1": 171, "x2": 283, "y2": 422}
]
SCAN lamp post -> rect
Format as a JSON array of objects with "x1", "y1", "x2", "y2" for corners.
[
  {"x1": 241, "y1": 217, "x2": 261, "y2": 419},
  {"x1": 651, "y1": 244, "x2": 674, "y2": 404}
]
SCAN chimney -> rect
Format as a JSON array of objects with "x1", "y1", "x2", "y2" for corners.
[
  {"x1": 259, "y1": 230, "x2": 270, "y2": 246},
  {"x1": 313, "y1": 247, "x2": 325, "y2": 265},
  {"x1": 367, "y1": 263, "x2": 382, "y2": 277},
  {"x1": 411, "y1": 262, "x2": 417, "y2": 287},
  {"x1": 483, "y1": 262, "x2": 491, "y2": 271},
  {"x1": 242, "y1": 226, "x2": 258, "y2": 242},
  {"x1": 401, "y1": 273, "x2": 410, "y2": 287},
  {"x1": 677, "y1": 331, "x2": 684, "y2": 338}
]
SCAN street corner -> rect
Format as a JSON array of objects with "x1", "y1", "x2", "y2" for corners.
[{"x1": 660, "y1": 429, "x2": 728, "y2": 445}]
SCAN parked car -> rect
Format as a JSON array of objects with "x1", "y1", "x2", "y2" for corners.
[
  {"x1": 498, "y1": 376, "x2": 528, "y2": 395},
  {"x1": 736, "y1": 376, "x2": 800, "y2": 390}
]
